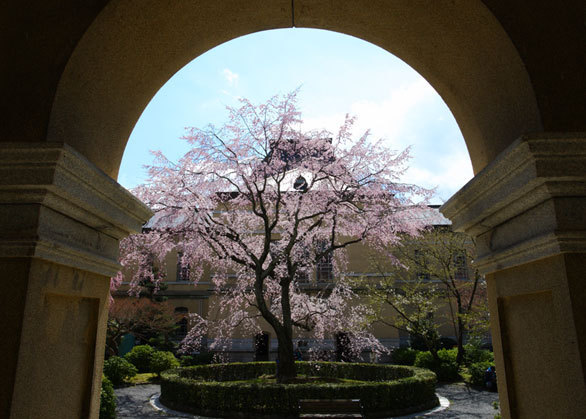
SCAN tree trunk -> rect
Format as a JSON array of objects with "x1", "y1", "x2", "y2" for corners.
[
  {"x1": 275, "y1": 327, "x2": 296, "y2": 383},
  {"x1": 456, "y1": 313, "x2": 465, "y2": 365}
]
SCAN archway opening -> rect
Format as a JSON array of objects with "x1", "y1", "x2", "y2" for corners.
[
  {"x1": 47, "y1": 1, "x2": 541, "y2": 180},
  {"x1": 120, "y1": 28, "x2": 473, "y2": 203},
  {"x1": 112, "y1": 28, "x2": 487, "y2": 371}
]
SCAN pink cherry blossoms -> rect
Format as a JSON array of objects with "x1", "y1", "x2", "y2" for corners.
[{"x1": 115, "y1": 90, "x2": 431, "y2": 381}]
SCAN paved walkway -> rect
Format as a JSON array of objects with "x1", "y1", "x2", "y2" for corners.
[{"x1": 115, "y1": 382, "x2": 500, "y2": 418}]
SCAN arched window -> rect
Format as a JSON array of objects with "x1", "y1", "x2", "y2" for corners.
[{"x1": 293, "y1": 175, "x2": 308, "y2": 191}]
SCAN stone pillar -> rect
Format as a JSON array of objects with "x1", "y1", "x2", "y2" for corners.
[
  {"x1": 441, "y1": 135, "x2": 586, "y2": 419},
  {"x1": 0, "y1": 143, "x2": 152, "y2": 418}
]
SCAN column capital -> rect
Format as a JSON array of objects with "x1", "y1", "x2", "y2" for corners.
[
  {"x1": 441, "y1": 133, "x2": 586, "y2": 274},
  {"x1": 0, "y1": 142, "x2": 152, "y2": 277}
]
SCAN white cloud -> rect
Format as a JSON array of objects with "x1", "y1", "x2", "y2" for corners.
[
  {"x1": 222, "y1": 68, "x2": 239, "y2": 86},
  {"x1": 300, "y1": 78, "x2": 473, "y2": 202},
  {"x1": 303, "y1": 79, "x2": 435, "y2": 146},
  {"x1": 402, "y1": 150, "x2": 473, "y2": 203}
]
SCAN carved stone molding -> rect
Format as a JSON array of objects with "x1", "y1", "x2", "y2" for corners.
[
  {"x1": 0, "y1": 143, "x2": 152, "y2": 276},
  {"x1": 441, "y1": 134, "x2": 586, "y2": 274}
]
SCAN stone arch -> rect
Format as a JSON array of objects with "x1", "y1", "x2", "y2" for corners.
[
  {"x1": 47, "y1": 0, "x2": 540, "y2": 179},
  {"x1": 3, "y1": 2, "x2": 585, "y2": 418}
]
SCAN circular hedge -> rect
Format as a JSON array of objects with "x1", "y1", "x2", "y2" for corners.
[{"x1": 160, "y1": 361, "x2": 439, "y2": 418}]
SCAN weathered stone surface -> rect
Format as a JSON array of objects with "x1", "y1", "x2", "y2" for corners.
[
  {"x1": 0, "y1": 144, "x2": 151, "y2": 418},
  {"x1": 0, "y1": 143, "x2": 152, "y2": 276},
  {"x1": 441, "y1": 134, "x2": 586, "y2": 274},
  {"x1": 442, "y1": 135, "x2": 586, "y2": 418}
]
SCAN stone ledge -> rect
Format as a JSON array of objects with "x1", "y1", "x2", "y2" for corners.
[
  {"x1": 0, "y1": 142, "x2": 152, "y2": 238},
  {"x1": 441, "y1": 134, "x2": 586, "y2": 273},
  {"x1": 0, "y1": 143, "x2": 152, "y2": 276},
  {"x1": 0, "y1": 239, "x2": 121, "y2": 278}
]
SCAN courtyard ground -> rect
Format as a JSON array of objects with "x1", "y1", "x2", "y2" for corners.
[{"x1": 114, "y1": 382, "x2": 500, "y2": 418}]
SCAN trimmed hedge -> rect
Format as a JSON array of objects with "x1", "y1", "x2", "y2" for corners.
[
  {"x1": 99, "y1": 376, "x2": 116, "y2": 419},
  {"x1": 177, "y1": 361, "x2": 414, "y2": 382},
  {"x1": 160, "y1": 362, "x2": 438, "y2": 418},
  {"x1": 103, "y1": 356, "x2": 138, "y2": 386}
]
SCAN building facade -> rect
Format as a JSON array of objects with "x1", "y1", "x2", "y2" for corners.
[{"x1": 113, "y1": 206, "x2": 478, "y2": 361}]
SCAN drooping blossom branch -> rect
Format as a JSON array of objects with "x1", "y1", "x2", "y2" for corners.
[{"x1": 115, "y1": 90, "x2": 432, "y2": 381}]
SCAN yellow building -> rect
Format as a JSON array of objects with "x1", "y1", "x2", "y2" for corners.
[{"x1": 113, "y1": 205, "x2": 478, "y2": 361}]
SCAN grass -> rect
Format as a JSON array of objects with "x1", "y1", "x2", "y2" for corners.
[
  {"x1": 460, "y1": 367, "x2": 472, "y2": 383},
  {"x1": 127, "y1": 373, "x2": 158, "y2": 385}
]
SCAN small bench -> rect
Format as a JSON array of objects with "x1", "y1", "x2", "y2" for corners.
[{"x1": 299, "y1": 399, "x2": 363, "y2": 418}]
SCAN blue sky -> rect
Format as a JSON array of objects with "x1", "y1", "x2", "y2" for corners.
[{"x1": 119, "y1": 28, "x2": 473, "y2": 203}]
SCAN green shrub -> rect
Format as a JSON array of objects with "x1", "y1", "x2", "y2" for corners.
[
  {"x1": 148, "y1": 334, "x2": 177, "y2": 352},
  {"x1": 180, "y1": 352, "x2": 216, "y2": 366},
  {"x1": 439, "y1": 348, "x2": 457, "y2": 360},
  {"x1": 179, "y1": 361, "x2": 276, "y2": 381},
  {"x1": 414, "y1": 349, "x2": 460, "y2": 382},
  {"x1": 493, "y1": 401, "x2": 501, "y2": 419},
  {"x1": 99, "y1": 375, "x2": 116, "y2": 419},
  {"x1": 103, "y1": 356, "x2": 138, "y2": 386},
  {"x1": 413, "y1": 351, "x2": 435, "y2": 368},
  {"x1": 180, "y1": 355, "x2": 195, "y2": 367},
  {"x1": 160, "y1": 362, "x2": 439, "y2": 418},
  {"x1": 469, "y1": 361, "x2": 494, "y2": 387},
  {"x1": 124, "y1": 345, "x2": 155, "y2": 373},
  {"x1": 391, "y1": 347, "x2": 418, "y2": 365},
  {"x1": 150, "y1": 351, "x2": 180, "y2": 375},
  {"x1": 463, "y1": 344, "x2": 494, "y2": 366},
  {"x1": 178, "y1": 361, "x2": 414, "y2": 382}
]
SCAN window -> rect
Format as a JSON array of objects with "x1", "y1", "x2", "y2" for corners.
[
  {"x1": 174, "y1": 307, "x2": 189, "y2": 340},
  {"x1": 293, "y1": 175, "x2": 308, "y2": 191},
  {"x1": 453, "y1": 252, "x2": 467, "y2": 280},
  {"x1": 176, "y1": 252, "x2": 190, "y2": 281},
  {"x1": 414, "y1": 249, "x2": 430, "y2": 280},
  {"x1": 297, "y1": 248, "x2": 311, "y2": 283},
  {"x1": 286, "y1": 242, "x2": 311, "y2": 283},
  {"x1": 254, "y1": 331, "x2": 270, "y2": 361},
  {"x1": 316, "y1": 242, "x2": 333, "y2": 282},
  {"x1": 297, "y1": 267, "x2": 310, "y2": 283}
]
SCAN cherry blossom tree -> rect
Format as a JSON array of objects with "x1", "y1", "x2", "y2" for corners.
[{"x1": 114, "y1": 90, "x2": 430, "y2": 382}]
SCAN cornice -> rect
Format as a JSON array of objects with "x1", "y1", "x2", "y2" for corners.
[
  {"x1": 0, "y1": 143, "x2": 153, "y2": 276},
  {"x1": 441, "y1": 134, "x2": 586, "y2": 273},
  {"x1": 0, "y1": 142, "x2": 152, "y2": 238}
]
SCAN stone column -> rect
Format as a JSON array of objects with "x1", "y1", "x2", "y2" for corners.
[
  {"x1": 0, "y1": 143, "x2": 152, "y2": 418},
  {"x1": 441, "y1": 135, "x2": 586, "y2": 418}
]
